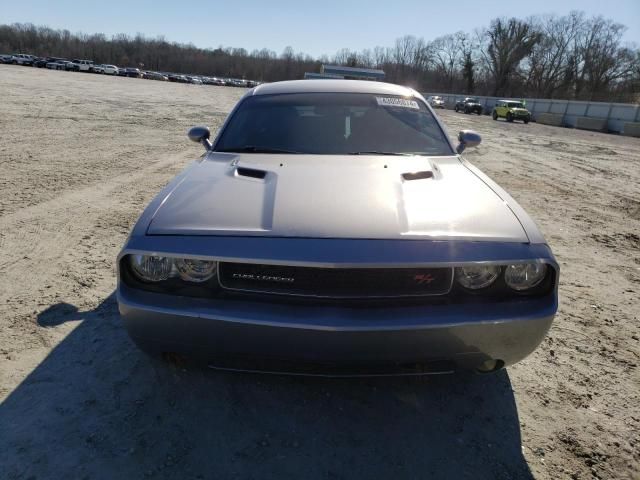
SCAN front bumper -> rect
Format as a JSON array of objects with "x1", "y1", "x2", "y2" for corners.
[
  {"x1": 118, "y1": 283, "x2": 556, "y2": 374},
  {"x1": 117, "y1": 237, "x2": 558, "y2": 375}
]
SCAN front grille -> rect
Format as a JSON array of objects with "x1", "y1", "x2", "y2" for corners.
[{"x1": 218, "y1": 262, "x2": 453, "y2": 298}]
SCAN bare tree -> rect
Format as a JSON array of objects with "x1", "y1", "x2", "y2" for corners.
[
  {"x1": 333, "y1": 48, "x2": 358, "y2": 66},
  {"x1": 373, "y1": 46, "x2": 388, "y2": 68},
  {"x1": 0, "y1": 18, "x2": 637, "y2": 100},
  {"x1": 481, "y1": 18, "x2": 541, "y2": 96},
  {"x1": 431, "y1": 33, "x2": 464, "y2": 91},
  {"x1": 525, "y1": 12, "x2": 584, "y2": 98},
  {"x1": 573, "y1": 16, "x2": 635, "y2": 99},
  {"x1": 357, "y1": 49, "x2": 374, "y2": 68},
  {"x1": 458, "y1": 33, "x2": 476, "y2": 94}
]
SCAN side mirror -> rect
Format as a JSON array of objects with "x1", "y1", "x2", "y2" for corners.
[
  {"x1": 188, "y1": 126, "x2": 212, "y2": 151},
  {"x1": 456, "y1": 130, "x2": 481, "y2": 154}
]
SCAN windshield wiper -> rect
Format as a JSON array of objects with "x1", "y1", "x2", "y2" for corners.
[
  {"x1": 348, "y1": 151, "x2": 413, "y2": 156},
  {"x1": 216, "y1": 145, "x2": 303, "y2": 154}
]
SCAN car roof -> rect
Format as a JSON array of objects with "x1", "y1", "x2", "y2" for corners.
[{"x1": 251, "y1": 80, "x2": 420, "y2": 98}]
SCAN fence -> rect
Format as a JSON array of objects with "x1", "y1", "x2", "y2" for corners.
[{"x1": 422, "y1": 93, "x2": 640, "y2": 135}]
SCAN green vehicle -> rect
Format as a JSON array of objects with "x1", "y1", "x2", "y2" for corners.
[{"x1": 492, "y1": 100, "x2": 531, "y2": 124}]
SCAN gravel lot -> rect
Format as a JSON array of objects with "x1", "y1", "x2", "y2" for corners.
[{"x1": 0, "y1": 65, "x2": 638, "y2": 480}]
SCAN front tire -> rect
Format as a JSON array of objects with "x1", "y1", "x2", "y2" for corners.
[
  {"x1": 464, "y1": 107, "x2": 470, "y2": 114},
  {"x1": 492, "y1": 111, "x2": 498, "y2": 120},
  {"x1": 454, "y1": 105, "x2": 459, "y2": 112},
  {"x1": 507, "y1": 112, "x2": 514, "y2": 122},
  {"x1": 524, "y1": 118, "x2": 530, "y2": 124}
]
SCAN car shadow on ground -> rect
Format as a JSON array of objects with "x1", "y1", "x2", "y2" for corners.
[{"x1": 0, "y1": 294, "x2": 533, "y2": 480}]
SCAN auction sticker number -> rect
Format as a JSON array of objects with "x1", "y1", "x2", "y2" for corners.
[{"x1": 376, "y1": 97, "x2": 419, "y2": 109}]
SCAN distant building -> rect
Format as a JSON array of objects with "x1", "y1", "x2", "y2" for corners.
[
  {"x1": 303, "y1": 72, "x2": 344, "y2": 79},
  {"x1": 303, "y1": 64, "x2": 385, "y2": 81}
]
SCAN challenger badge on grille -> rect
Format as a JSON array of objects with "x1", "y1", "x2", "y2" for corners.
[{"x1": 231, "y1": 273, "x2": 295, "y2": 284}]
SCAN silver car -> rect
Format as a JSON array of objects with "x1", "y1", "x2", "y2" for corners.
[
  {"x1": 10, "y1": 54, "x2": 36, "y2": 65},
  {"x1": 117, "y1": 80, "x2": 559, "y2": 376},
  {"x1": 428, "y1": 95, "x2": 445, "y2": 109}
]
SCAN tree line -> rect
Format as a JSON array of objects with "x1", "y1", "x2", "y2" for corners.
[{"x1": 1, "y1": 11, "x2": 638, "y2": 102}]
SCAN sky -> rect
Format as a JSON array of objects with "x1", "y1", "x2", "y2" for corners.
[{"x1": 1, "y1": 0, "x2": 638, "y2": 58}]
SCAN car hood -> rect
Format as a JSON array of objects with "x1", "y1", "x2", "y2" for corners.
[{"x1": 147, "y1": 153, "x2": 528, "y2": 242}]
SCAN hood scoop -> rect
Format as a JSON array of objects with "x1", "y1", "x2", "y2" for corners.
[
  {"x1": 236, "y1": 167, "x2": 267, "y2": 179},
  {"x1": 402, "y1": 170, "x2": 434, "y2": 181}
]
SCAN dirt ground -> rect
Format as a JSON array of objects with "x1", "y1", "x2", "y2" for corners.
[{"x1": 0, "y1": 65, "x2": 638, "y2": 480}]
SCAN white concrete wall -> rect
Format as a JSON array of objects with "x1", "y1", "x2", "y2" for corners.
[{"x1": 423, "y1": 92, "x2": 640, "y2": 134}]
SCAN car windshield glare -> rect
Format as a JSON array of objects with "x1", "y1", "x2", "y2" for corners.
[
  {"x1": 214, "y1": 93, "x2": 453, "y2": 156},
  {"x1": 507, "y1": 102, "x2": 524, "y2": 108}
]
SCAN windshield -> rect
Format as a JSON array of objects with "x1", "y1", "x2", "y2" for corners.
[
  {"x1": 465, "y1": 98, "x2": 479, "y2": 103},
  {"x1": 507, "y1": 102, "x2": 525, "y2": 108},
  {"x1": 215, "y1": 93, "x2": 453, "y2": 156}
]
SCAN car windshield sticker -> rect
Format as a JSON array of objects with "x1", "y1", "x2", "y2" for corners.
[{"x1": 376, "y1": 97, "x2": 419, "y2": 109}]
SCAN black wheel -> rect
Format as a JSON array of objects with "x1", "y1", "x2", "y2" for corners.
[
  {"x1": 464, "y1": 107, "x2": 470, "y2": 114},
  {"x1": 477, "y1": 109, "x2": 482, "y2": 115},
  {"x1": 506, "y1": 112, "x2": 514, "y2": 122},
  {"x1": 454, "y1": 105, "x2": 459, "y2": 112},
  {"x1": 524, "y1": 118, "x2": 530, "y2": 124},
  {"x1": 492, "y1": 111, "x2": 498, "y2": 120}
]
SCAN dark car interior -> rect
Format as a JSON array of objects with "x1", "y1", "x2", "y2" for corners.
[{"x1": 215, "y1": 93, "x2": 453, "y2": 156}]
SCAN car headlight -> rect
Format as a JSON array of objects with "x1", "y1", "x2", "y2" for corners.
[
  {"x1": 128, "y1": 255, "x2": 218, "y2": 283},
  {"x1": 175, "y1": 258, "x2": 217, "y2": 283},
  {"x1": 504, "y1": 263, "x2": 547, "y2": 291},
  {"x1": 455, "y1": 265, "x2": 500, "y2": 290},
  {"x1": 129, "y1": 254, "x2": 173, "y2": 282}
]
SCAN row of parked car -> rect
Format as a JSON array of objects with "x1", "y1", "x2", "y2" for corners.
[
  {"x1": 0, "y1": 53, "x2": 260, "y2": 87},
  {"x1": 427, "y1": 95, "x2": 532, "y2": 124}
]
